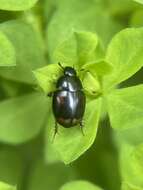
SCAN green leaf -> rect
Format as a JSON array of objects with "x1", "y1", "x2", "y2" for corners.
[
  {"x1": 60, "y1": 180, "x2": 103, "y2": 190},
  {"x1": 53, "y1": 31, "x2": 104, "y2": 69},
  {"x1": 119, "y1": 143, "x2": 143, "y2": 188},
  {"x1": 0, "y1": 79, "x2": 34, "y2": 98},
  {"x1": 27, "y1": 159, "x2": 77, "y2": 190},
  {"x1": 0, "y1": 182, "x2": 16, "y2": 190},
  {"x1": 0, "y1": 31, "x2": 16, "y2": 67},
  {"x1": 122, "y1": 182, "x2": 143, "y2": 190},
  {"x1": 82, "y1": 60, "x2": 113, "y2": 76},
  {"x1": 133, "y1": 0, "x2": 143, "y2": 4},
  {"x1": 103, "y1": 28, "x2": 143, "y2": 90},
  {"x1": 44, "y1": 141, "x2": 61, "y2": 164},
  {"x1": 0, "y1": 20, "x2": 46, "y2": 84},
  {"x1": 0, "y1": 93, "x2": 48, "y2": 144},
  {"x1": 45, "y1": 98, "x2": 101, "y2": 164},
  {"x1": 0, "y1": 0, "x2": 38, "y2": 11},
  {"x1": 130, "y1": 10, "x2": 143, "y2": 27},
  {"x1": 34, "y1": 32, "x2": 105, "y2": 96},
  {"x1": 131, "y1": 144, "x2": 143, "y2": 184},
  {"x1": 108, "y1": 0, "x2": 140, "y2": 16},
  {"x1": 0, "y1": 149, "x2": 23, "y2": 187},
  {"x1": 106, "y1": 84, "x2": 143, "y2": 130},
  {"x1": 114, "y1": 123, "x2": 143, "y2": 146},
  {"x1": 82, "y1": 71, "x2": 101, "y2": 97},
  {"x1": 33, "y1": 63, "x2": 62, "y2": 93},
  {"x1": 46, "y1": 0, "x2": 122, "y2": 57}
]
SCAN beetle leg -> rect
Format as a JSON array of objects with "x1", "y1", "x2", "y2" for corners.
[
  {"x1": 52, "y1": 121, "x2": 58, "y2": 142},
  {"x1": 80, "y1": 68, "x2": 85, "y2": 72},
  {"x1": 80, "y1": 120, "x2": 85, "y2": 136}
]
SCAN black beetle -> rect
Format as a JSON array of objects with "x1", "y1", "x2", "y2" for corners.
[{"x1": 48, "y1": 63, "x2": 86, "y2": 138}]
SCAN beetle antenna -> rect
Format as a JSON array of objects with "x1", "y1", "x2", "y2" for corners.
[
  {"x1": 58, "y1": 62, "x2": 64, "y2": 70},
  {"x1": 80, "y1": 68, "x2": 90, "y2": 73},
  {"x1": 80, "y1": 120, "x2": 85, "y2": 136}
]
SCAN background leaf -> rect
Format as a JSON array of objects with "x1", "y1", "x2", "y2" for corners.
[
  {"x1": 107, "y1": 0, "x2": 140, "y2": 16},
  {"x1": 106, "y1": 84, "x2": 143, "y2": 130},
  {"x1": 122, "y1": 182, "x2": 143, "y2": 190},
  {"x1": 44, "y1": 141, "x2": 61, "y2": 164},
  {"x1": 0, "y1": 20, "x2": 46, "y2": 84},
  {"x1": 118, "y1": 143, "x2": 143, "y2": 188},
  {"x1": 27, "y1": 158, "x2": 77, "y2": 190},
  {"x1": 0, "y1": 182, "x2": 16, "y2": 190},
  {"x1": 0, "y1": 0, "x2": 38, "y2": 11},
  {"x1": 0, "y1": 93, "x2": 48, "y2": 144},
  {"x1": 103, "y1": 28, "x2": 143, "y2": 90},
  {"x1": 53, "y1": 31, "x2": 104, "y2": 68},
  {"x1": 46, "y1": 0, "x2": 122, "y2": 57},
  {"x1": 0, "y1": 31, "x2": 16, "y2": 67},
  {"x1": 113, "y1": 123, "x2": 143, "y2": 147},
  {"x1": 130, "y1": 10, "x2": 143, "y2": 27},
  {"x1": 0, "y1": 149, "x2": 23, "y2": 188},
  {"x1": 133, "y1": 0, "x2": 143, "y2": 4},
  {"x1": 82, "y1": 60, "x2": 113, "y2": 76},
  {"x1": 60, "y1": 180, "x2": 103, "y2": 190}
]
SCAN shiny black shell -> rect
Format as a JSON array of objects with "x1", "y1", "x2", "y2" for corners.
[{"x1": 52, "y1": 67, "x2": 86, "y2": 128}]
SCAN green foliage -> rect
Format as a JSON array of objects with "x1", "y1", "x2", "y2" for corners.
[
  {"x1": 0, "y1": 149, "x2": 23, "y2": 187},
  {"x1": 122, "y1": 182, "x2": 143, "y2": 190},
  {"x1": 0, "y1": 32, "x2": 16, "y2": 67},
  {"x1": 106, "y1": 85, "x2": 143, "y2": 130},
  {"x1": 119, "y1": 143, "x2": 143, "y2": 188},
  {"x1": 130, "y1": 10, "x2": 143, "y2": 27},
  {"x1": 27, "y1": 159, "x2": 77, "y2": 190},
  {"x1": 53, "y1": 31, "x2": 104, "y2": 67},
  {"x1": 107, "y1": 0, "x2": 140, "y2": 16},
  {"x1": 0, "y1": 182, "x2": 16, "y2": 190},
  {"x1": 0, "y1": 20, "x2": 46, "y2": 84},
  {"x1": 0, "y1": 93, "x2": 48, "y2": 144},
  {"x1": 0, "y1": 0, "x2": 38, "y2": 11},
  {"x1": 46, "y1": 0, "x2": 122, "y2": 56},
  {"x1": 0, "y1": 0, "x2": 143, "y2": 190},
  {"x1": 103, "y1": 28, "x2": 143, "y2": 90},
  {"x1": 133, "y1": 0, "x2": 143, "y2": 4},
  {"x1": 60, "y1": 180, "x2": 103, "y2": 190}
]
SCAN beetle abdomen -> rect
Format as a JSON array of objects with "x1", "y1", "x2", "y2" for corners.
[{"x1": 52, "y1": 90, "x2": 86, "y2": 128}]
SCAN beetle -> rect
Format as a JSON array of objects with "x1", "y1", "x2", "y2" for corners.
[{"x1": 48, "y1": 63, "x2": 86, "y2": 138}]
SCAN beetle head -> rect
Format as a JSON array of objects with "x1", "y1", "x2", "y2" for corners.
[{"x1": 64, "y1": 67, "x2": 77, "y2": 77}]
